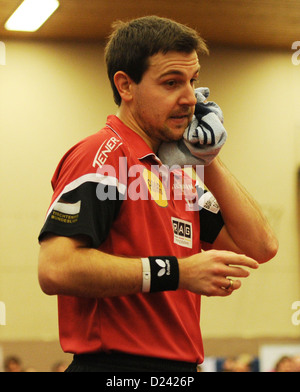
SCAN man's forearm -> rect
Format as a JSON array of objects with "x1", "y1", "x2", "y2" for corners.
[
  {"x1": 38, "y1": 235, "x2": 143, "y2": 298},
  {"x1": 203, "y1": 158, "x2": 278, "y2": 262},
  {"x1": 38, "y1": 234, "x2": 261, "y2": 299}
]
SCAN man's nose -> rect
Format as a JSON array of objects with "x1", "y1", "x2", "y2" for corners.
[{"x1": 179, "y1": 84, "x2": 197, "y2": 107}]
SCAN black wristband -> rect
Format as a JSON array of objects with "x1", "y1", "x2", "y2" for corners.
[{"x1": 141, "y1": 256, "x2": 179, "y2": 293}]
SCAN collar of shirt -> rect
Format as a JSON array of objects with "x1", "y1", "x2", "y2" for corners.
[{"x1": 106, "y1": 115, "x2": 161, "y2": 164}]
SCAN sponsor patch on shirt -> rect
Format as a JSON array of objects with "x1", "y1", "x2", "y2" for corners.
[
  {"x1": 171, "y1": 217, "x2": 192, "y2": 249},
  {"x1": 143, "y1": 168, "x2": 168, "y2": 208},
  {"x1": 198, "y1": 191, "x2": 220, "y2": 214},
  {"x1": 50, "y1": 200, "x2": 81, "y2": 224}
]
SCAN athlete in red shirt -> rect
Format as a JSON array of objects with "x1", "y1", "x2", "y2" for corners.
[{"x1": 38, "y1": 16, "x2": 278, "y2": 372}]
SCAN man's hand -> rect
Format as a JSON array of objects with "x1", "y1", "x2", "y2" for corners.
[{"x1": 178, "y1": 250, "x2": 259, "y2": 297}]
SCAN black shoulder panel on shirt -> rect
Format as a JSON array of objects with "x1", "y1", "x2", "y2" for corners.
[{"x1": 38, "y1": 182, "x2": 123, "y2": 248}]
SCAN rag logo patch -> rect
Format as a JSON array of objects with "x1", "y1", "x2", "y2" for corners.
[
  {"x1": 142, "y1": 168, "x2": 168, "y2": 207},
  {"x1": 171, "y1": 217, "x2": 192, "y2": 249}
]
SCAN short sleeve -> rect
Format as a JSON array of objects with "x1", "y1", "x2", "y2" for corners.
[
  {"x1": 198, "y1": 189, "x2": 224, "y2": 244},
  {"x1": 38, "y1": 181, "x2": 123, "y2": 248}
]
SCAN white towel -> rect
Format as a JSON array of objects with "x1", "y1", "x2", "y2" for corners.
[{"x1": 158, "y1": 87, "x2": 227, "y2": 166}]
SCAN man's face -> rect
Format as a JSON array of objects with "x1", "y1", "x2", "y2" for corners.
[{"x1": 129, "y1": 50, "x2": 200, "y2": 150}]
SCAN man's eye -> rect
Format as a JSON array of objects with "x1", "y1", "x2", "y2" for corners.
[{"x1": 165, "y1": 80, "x2": 177, "y2": 87}]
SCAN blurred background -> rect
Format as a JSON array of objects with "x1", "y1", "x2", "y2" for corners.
[{"x1": 0, "y1": 0, "x2": 299, "y2": 372}]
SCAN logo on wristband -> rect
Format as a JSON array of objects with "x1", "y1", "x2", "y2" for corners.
[
  {"x1": 144, "y1": 256, "x2": 179, "y2": 292},
  {"x1": 155, "y1": 258, "x2": 170, "y2": 277}
]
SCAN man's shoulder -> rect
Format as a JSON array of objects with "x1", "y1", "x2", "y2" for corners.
[
  {"x1": 89, "y1": 126, "x2": 126, "y2": 170},
  {"x1": 50, "y1": 124, "x2": 126, "y2": 187}
]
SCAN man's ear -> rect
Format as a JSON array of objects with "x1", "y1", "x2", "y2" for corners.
[{"x1": 114, "y1": 71, "x2": 133, "y2": 103}]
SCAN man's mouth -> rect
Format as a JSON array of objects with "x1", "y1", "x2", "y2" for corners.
[
  {"x1": 169, "y1": 113, "x2": 191, "y2": 125},
  {"x1": 170, "y1": 111, "x2": 192, "y2": 120},
  {"x1": 171, "y1": 114, "x2": 188, "y2": 119}
]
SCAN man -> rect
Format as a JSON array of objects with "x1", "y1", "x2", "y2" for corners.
[{"x1": 38, "y1": 16, "x2": 278, "y2": 372}]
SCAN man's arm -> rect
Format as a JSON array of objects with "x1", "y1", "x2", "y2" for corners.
[
  {"x1": 38, "y1": 234, "x2": 142, "y2": 298},
  {"x1": 203, "y1": 157, "x2": 278, "y2": 263},
  {"x1": 38, "y1": 233, "x2": 260, "y2": 299}
]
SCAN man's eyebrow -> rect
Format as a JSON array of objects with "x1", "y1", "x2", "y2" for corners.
[{"x1": 158, "y1": 67, "x2": 200, "y2": 79}]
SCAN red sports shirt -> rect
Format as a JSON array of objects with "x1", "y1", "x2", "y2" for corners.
[{"x1": 39, "y1": 115, "x2": 224, "y2": 364}]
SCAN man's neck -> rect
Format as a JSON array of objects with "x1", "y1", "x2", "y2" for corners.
[{"x1": 116, "y1": 107, "x2": 160, "y2": 153}]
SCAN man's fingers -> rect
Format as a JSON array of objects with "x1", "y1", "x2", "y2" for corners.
[
  {"x1": 179, "y1": 250, "x2": 259, "y2": 297},
  {"x1": 217, "y1": 251, "x2": 260, "y2": 269},
  {"x1": 220, "y1": 278, "x2": 241, "y2": 293},
  {"x1": 208, "y1": 278, "x2": 242, "y2": 297},
  {"x1": 226, "y1": 265, "x2": 251, "y2": 278}
]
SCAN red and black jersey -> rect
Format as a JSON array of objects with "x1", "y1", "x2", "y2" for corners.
[{"x1": 39, "y1": 115, "x2": 224, "y2": 364}]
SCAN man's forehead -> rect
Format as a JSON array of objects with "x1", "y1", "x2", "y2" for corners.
[{"x1": 149, "y1": 51, "x2": 200, "y2": 74}]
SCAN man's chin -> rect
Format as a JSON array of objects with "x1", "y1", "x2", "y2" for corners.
[
  {"x1": 161, "y1": 130, "x2": 182, "y2": 142},
  {"x1": 168, "y1": 128, "x2": 186, "y2": 142},
  {"x1": 160, "y1": 122, "x2": 188, "y2": 143}
]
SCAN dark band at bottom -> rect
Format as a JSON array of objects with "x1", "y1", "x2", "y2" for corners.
[{"x1": 66, "y1": 351, "x2": 197, "y2": 372}]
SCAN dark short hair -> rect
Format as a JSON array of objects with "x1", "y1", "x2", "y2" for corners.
[{"x1": 105, "y1": 15, "x2": 208, "y2": 106}]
